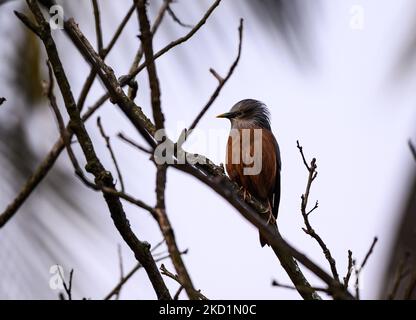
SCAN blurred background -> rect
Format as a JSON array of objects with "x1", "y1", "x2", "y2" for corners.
[{"x1": 0, "y1": 0, "x2": 415, "y2": 300}]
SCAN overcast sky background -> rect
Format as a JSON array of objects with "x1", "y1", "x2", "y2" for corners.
[{"x1": 1, "y1": 0, "x2": 416, "y2": 299}]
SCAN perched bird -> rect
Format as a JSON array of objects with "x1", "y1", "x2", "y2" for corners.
[{"x1": 217, "y1": 99, "x2": 281, "y2": 247}]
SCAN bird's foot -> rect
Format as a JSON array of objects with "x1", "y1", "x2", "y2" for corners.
[
  {"x1": 266, "y1": 202, "x2": 276, "y2": 225},
  {"x1": 266, "y1": 212, "x2": 276, "y2": 225},
  {"x1": 239, "y1": 187, "x2": 252, "y2": 202}
]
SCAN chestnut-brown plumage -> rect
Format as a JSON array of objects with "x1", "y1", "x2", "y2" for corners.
[{"x1": 217, "y1": 99, "x2": 281, "y2": 247}]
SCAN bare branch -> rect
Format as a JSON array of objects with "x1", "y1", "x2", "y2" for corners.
[
  {"x1": 172, "y1": 162, "x2": 353, "y2": 299},
  {"x1": 128, "y1": 0, "x2": 171, "y2": 77},
  {"x1": 155, "y1": 165, "x2": 198, "y2": 300},
  {"x1": 187, "y1": 18, "x2": 243, "y2": 133},
  {"x1": 118, "y1": 133, "x2": 152, "y2": 154},
  {"x1": 173, "y1": 286, "x2": 184, "y2": 300},
  {"x1": 91, "y1": 0, "x2": 104, "y2": 55},
  {"x1": 44, "y1": 60, "x2": 97, "y2": 189},
  {"x1": 0, "y1": 0, "x2": 219, "y2": 227},
  {"x1": 272, "y1": 280, "x2": 330, "y2": 294},
  {"x1": 104, "y1": 244, "x2": 185, "y2": 300},
  {"x1": 26, "y1": 0, "x2": 171, "y2": 300},
  {"x1": 97, "y1": 117, "x2": 125, "y2": 192},
  {"x1": 1, "y1": 3, "x2": 141, "y2": 227},
  {"x1": 343, "y1": 250, "x2": 353, "y2": 288},
  {"x1": 297, "y1": 140, "x2": 340, "y2": 284},
  {"x1": 160, "y1": 264, "x2": 208, "y2": 300},
  {"x1": 209, "y1": 68, "x2": 224, "y2": 83},
  {"x1": 360, "y1": 237, "x2": 378, "y2": 270},
  {"x1": 58, "y1": 268, "x2": 74, "y2": 300},
  {"x1": 136, "y1": 0, "x2": 165, "y2": 130},
  {"x1": 101, "y1": 187, "x2": 157, "y2": 218},
  {"x1": 14, "y1": 10, "x2": 40, "y2": 36},
  {"x1": 115, "y1": 244, "x2": 124, "y2": 299},
  {"x1": 78, "y1": 2, "x2": 136, "y2": 111},
  {"x1": 167, "y1": 4, "x2": 193, "y2": 28},
  {"x1": 354, "y1": 237, "x2": 378, "y2": 299},
  {"x1": 128, "y1": 0, "x2": 221, "y2": 82}
]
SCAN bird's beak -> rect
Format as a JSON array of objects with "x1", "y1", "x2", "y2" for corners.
[{"x1": 216, "y1": 112, "x2": 235, "y2": 119}]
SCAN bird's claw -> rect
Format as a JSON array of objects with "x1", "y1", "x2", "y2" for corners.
[
  {"x1": 240, "y1": 187, "x2": 252, "y2": 202},
  {"x1": 266, "y1": 202, "x2": 276, "y2": 225},
  {"x1": 266, "y1": 212, "x2": 276, "y2": 225}
]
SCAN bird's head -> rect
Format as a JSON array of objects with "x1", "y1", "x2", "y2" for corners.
[{"x1": 217, "y1": 99, "x2": 271, "y2": 130}]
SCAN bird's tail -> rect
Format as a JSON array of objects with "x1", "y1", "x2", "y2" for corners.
[{"x1": 259, "y1": 200, "x2": 276, "y2": 247}]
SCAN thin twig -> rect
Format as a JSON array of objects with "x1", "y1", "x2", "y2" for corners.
[
  {"x1": 97, "y1": 117, "x2": 125, "y2": 192},
  {"x1": 58, "y1": 268, "x2": 74, "y2": 300},
  {"x1": 1, "y1": 4, "x2": 139, "y2": 226},
  {"x1": 173, "y1": 286, "x2": 184, "y2": 300},
  {"x1": 160, "y1": 264, "x2": 208, "y2": 300},
  {"x1": 297, "y1": 140, "x2": 340, "y2": 284},
  {"x1": 0, "y1": 0, "x2": 220, "y2": 228},
  {"x1": 118, "y1": 133, "x2": 152, "y2": 154},
  {"x1": 187, "y1": 18, "x2": 243, "y2": 133},
  {"x1": 272, "y1": 280, "x2": 331, "y2": 294},
  {"x1": 353, "y1": 259, "x2": 360, "y2": 299},
  {"x1": 136, "y1": 0, "x2": 165, "y2": 130},
  {"x1": 343, "y1": 250, "x2": 353, "y2": 288},
  {"x1": 209, "y1": 68, "x2": 223, "y2": 83},
  {"x1": 154, "y1": 165, "x2": 198, "y2": 300},
  {"x1": 354, "y1": 237, "x2": 378, "y2": 299},
  {"x1": 91, "y1": 0, "x2": 104, "y2": 55},
  {"x1": 27, "y1": 0, "x2": 171, "y2": 300},
  {"x1": 78, "y1": 2, "x2": 136, "y2": 111},
  {"x1": 44, "y1": 60, "x2": 97, "y2": 189},
  {"x1": 128, "y1": 0, "x2": 221, "y2": 82},
  {"x1": 360, "y1": 237, "x2": 378, "y2": 270},
  {"x1": 101, "y1": 187, "x2": 157, "y2": 218},
  {"x1": 128, "y1": 0, "x2": 171, "y2": 76},
  {"x1": 167, "y1": 4, "x2": 193, "y2": 28},
  {"x1": 104, "y1": 245, "x2": 185, "y2": 301},
  {"x1": 115, "y1": 244, "x2": 124, "y2": 299}
]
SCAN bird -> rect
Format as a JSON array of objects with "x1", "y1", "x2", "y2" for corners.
[{"x1": 217, "y1": 99, "x2": 281, "y2": 247}]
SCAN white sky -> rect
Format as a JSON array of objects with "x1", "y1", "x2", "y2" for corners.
[{"x1": 1, "y1": 0, "x2": 416, "y2": 299}]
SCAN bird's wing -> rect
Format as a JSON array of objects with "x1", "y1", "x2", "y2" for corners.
[{"x1": 272, "y1": 136, "x2": 281, "y2": 219}]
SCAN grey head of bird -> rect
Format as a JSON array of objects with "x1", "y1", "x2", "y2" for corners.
[{"x1": 216, "y1": 99, "x2": 271, "y2": 130}]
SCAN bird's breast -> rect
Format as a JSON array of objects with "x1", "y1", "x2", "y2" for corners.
[{"x1": 225, "y1": 128, "x2": 277, "y2": 200}]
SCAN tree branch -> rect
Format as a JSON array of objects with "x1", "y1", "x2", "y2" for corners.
[
  {"x1": 155, "y1": 165, "x2": 198, "y2": 299},
  {"x1": 25, "y1": 0, "x2": 171, "y2": 300},
  {"x1": 187, "y1": 18, "x2": 243, "y2": 133},
  {"x1": 160, "y1": 264, "x2": 208, "y2": 300},
  {"x1": 136, "y1": 0, "x2": 165, "y2": 130},
  {"x1": 104, "y1": 241, "x2": 186, "y2": 300},
  {"x1": 354, "y1": 237, "x2": 378, "y2": 299},
  {"x1": 296, "y1": 140, "x2": 340, "y2": 283},
  {"x1": 91, "y1": 0, "x2": 103, "y2": 55},
  {"x1": 0, "y1": 0, "x2": 220, "y2": 228},
  {"x1": 167, "y1": 4, "x2": 193, "y2": 29},
  {"x1": 97, "y1": 117, "x2": 125, "y2": 192}
]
